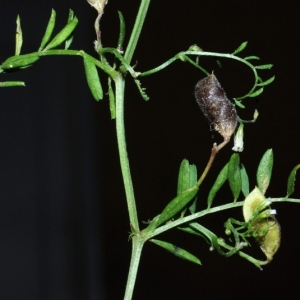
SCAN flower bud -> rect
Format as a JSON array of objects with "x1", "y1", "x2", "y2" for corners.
[
  {"x1": 232, "y1": 123, "x2": 244, "y2": 152},
  {"x1": 195, "y1": 73, "x2": 237, "y2": 142},
  {"x1": 87, "y1": 0, "x2": 108, "y2": 14}
]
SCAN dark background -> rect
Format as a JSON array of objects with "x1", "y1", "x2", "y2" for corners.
[{"x1": 0, "y1": 0, "x2": 299, "y2": 299}]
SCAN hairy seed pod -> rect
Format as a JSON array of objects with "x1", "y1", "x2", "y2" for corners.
[{"x1": 195, "y1": 73, "x2": 237, "y2": 142}]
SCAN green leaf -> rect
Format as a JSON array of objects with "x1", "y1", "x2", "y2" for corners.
[
  {"x1": 0, "y1": 81, "x2": 25, "y2": 87},
  {"x1": 189, "y1": 223, "x2": 220, "y2": 248},
  {"x1": 286, "y1": 164, "x2": 300, "y2": 197},
  {"x1": 255, "y1": 64, "x2": 273, "y2": 70},
  {"x1": 189, "y1": 165, "x2": 197, "y2": 188},
  {"x1": 39, "y1": 9, "x2": 56, "y2": 51},
  {"x1": 44, "y1": 16, "x2": 78, "y2": 50},
  {"x1": 155, "y1": 186, "x2": 198, "y2": 227},
  {"x1": 244, "y1": 56, "x2": 260, "y2": 61},
  {"x1": 65, "y1": 10, "x2": 75, "y2": 49},
  {"x1": 256, "y1": 76, "x2": 275, "y2": 87},
  {"x1": 189, "y1": 222, "x2": 240, "y2": 257},
  {"x1": 232, "y1": 41, "x2": 248, "y2": 55},
  {"x1": 15, "y1": 15, "x2": 23, "y2": 55},
  {"x1": 234, "y1": 99, "x2": 245, "y2": 108},
  {"x1": 256, "y1": 149, "x2": 273, "y2": 194},
  {"x1": 240, "y1": 164, "x2": 249, "y2": 197},
  {"x1": 228, "y1": 153, "x2": 241, "y2": 202},
  {"x1": 207, "y1": 163, "x2": 228, "y2": 208},
  {"x1": 177, "y1": 159, "x2": 190, "y2": 195},
  {"x1": 117, "y1": 11, "x2": 126, "y2": 49},
  {"x1": 134, "y1": 79, "x2": 149, "y2": 101},
  {"x1": 177, "y1": 160, "x2": 198, "y2": 214},
  {"x1": 150, "y1": 239, "x2": 201, "y2": 265},
  {"x1": 249, "y1": 87, "x2": 264, "y2": 98},
  {"x1": 108, "y1": 78, "x2": 116, "y2": 119},
  {"x1": 178, "y1": 226, "x2": 203, "y2": 237},
  {"x1": 83, "y1": 54, "x2": 103, "y2": 101},
  {"x1": 187, "y1": 164, "x2": 198, "y2": 214},
  {"x1": 144, "y1": 215, "x2": 160, "y2": 233},
  {"x1": 253, "y1": 109, "x2": 259, "y2": 121},
  {"x1": 1, "y1": 53, "x2": 40, "y2": 70},
  {"x1": 177, "y1": 160, "x2": 197, "y2": 193}
]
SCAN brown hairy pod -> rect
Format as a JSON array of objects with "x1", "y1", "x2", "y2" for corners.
[{"x1": 195, "y1": 73, "x2": 237, "y2": 143}]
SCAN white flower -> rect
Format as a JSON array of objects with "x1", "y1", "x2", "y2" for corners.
[{"x1": 232, "y1": 123, "x2": 244, "y2": 152}]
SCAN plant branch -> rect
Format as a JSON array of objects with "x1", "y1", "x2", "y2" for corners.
[
  {"x1": 138, "y1": 50, "x2": 262, "y2": 101},
  {"x1": 123, "y1": 0, "x2": 151, "y2": 67},
  {"x1": 0, "y1": 50, "x2": 118, "y2": 79},
  {"x1": 114, "y1": 74, "x2": 139, "y2": 231},
  {"x1": 124, "y1": 236, "x2": 144, "y2": 300},
  {"x1": 197, "y1": 139, "x2": 230, "y2": 186},
  {"x1": 145, "y1": 197, "x2": 300, "y2": 239}
]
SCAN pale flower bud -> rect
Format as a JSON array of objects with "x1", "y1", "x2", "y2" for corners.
[
  {"x1": 232, "y1": 123, "x2": 244, "y2": 152},
  {"x1": 87, "y1": 0, "x2": 108, "y2": 14}
]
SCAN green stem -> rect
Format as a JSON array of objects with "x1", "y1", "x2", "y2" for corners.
[
  {"x1": 114, "y1": 74, "x2": 139, "y2": 231},
  {"x1": 124, "y1": 236, "x2": 144, "y2": 300},
  {"x1": 123, "y1": 0, "x2": 151, "y2": 67},
  {"x1": 0, "y1": 81, "x2": 25, "y2": 87},
  {"x1": 0, "y1": 50, "x2": 118, "y2": 79},
  {"x1": 138, "y1": 50, "x2": 260, "y2": 101},
  {"x1": 39, "y1": 49, "x2": 118, "y2": 78},
  {"x1": 146, "y1": 197, "x2": 300, "y2": 239},
  {"x1": 217, "y1": 239, "x2": 262, "y2": 269}
]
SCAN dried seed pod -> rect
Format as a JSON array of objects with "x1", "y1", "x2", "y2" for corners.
[{"x1": 195, "y1": 73, "x2": 237, "y2": 143}]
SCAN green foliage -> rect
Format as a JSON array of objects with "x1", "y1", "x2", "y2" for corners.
[
  {"x1": 207, "y1": 163, "x2": 228, "y2": 208},
  {"x1": 117, "y1": 11, "x2": 126, "y2": 49},
  {"x1": 1, "y1": 3, "x2": 300, "y2": 299},
  {"x1": 286, "y1": 164, "x2": 300, "y2": 197},
  {"x1": 256, "y1": 149, "x2": 273, "y2": 194},
  {"x1": 1, "y1": 54, "x2": 40, "y2": 70},
  {"x1": 240, "y1": 164, "x2": 250, "y2": 197},
  {"x1": 83, "y1": 53, "x2": 103, "y2": 101},
  {"x1": 44, "y1": 15, "x2": 78, "y2": 50},
  {"x1": 39, "y1": 9, "x2": 56, "y2": 51},
  {"x1": 150, "y1": 239, "x2": 201, "y2": 265},
  {"x1": 232, "y1": 41, "x2": 248, "y2": 55},
  {"x1": 228, "y1": 154, "x2": 242, "y2": 202},
  {"x1": 154, "y1": 186, "x2": 198, "y2": 228},
  {"x1": 15, "y1": 15, "x2": 22, "y2": 55}
]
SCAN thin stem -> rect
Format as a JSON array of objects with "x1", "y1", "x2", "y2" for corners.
[
  {"x1": 217, "y1": 239, "x2": 262, "y2": 269},
  {"x1": 138, "y1": 50, "x2": 260, "y2": 101},
  {"x1": 18, "y1": 49, "x2": 119, "y2": 78},
  {"x1": 94, "y1": 13, "x2": 103, "y2": 52},
  {"x1": 115, "y1": 74, "x2": 139, "y2": 231},
  {"x1": 124, "y1": 236, "x2": 144, "y2": 300},
  {"x1": 123, "y1": 0, "x2": 151, "y2": 67},
  {"x1": 197, "y1": 139, "x2": 229, "y2": 186},
  {"x1": 146, "y1": 197, "x2": 300, "y2": 239},
  {"x1": 197, "y1": 143, "x2": 218, "y2": 186}
]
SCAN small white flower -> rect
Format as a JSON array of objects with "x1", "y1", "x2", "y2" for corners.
[{"x1": 232, "y1": 123, "x2": 244, "y2": 152}]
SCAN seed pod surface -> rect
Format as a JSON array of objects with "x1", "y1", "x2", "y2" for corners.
[
  {"x1": 243, "y1": 186, "x2": 281, "y2": 263},
  {"x1": 195, "y1": 73, "x2": 237, "y2": 141}
]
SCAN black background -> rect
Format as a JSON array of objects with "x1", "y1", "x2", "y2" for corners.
[{"x1": 1, "y1": 0, "x2": 300, "y2": 299}]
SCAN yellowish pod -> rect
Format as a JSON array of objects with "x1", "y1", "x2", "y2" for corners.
[{"x1": 243, "y1": 186, "x2": 280, "y2": 264}]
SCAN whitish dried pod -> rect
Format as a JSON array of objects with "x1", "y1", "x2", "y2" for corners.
[
  {"x1": 195, "y1": 73, "x2": 237, "y2": 143},
  {"x1": 243, "y1": 187, "x2": 281, "y2": 264}
]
